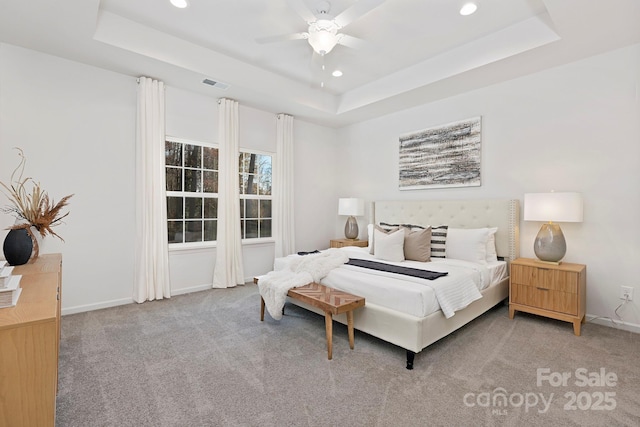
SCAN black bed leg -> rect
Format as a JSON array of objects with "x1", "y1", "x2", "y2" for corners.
[{"x1": 406, "y1": 350, "x2": 415, "y2": 370}]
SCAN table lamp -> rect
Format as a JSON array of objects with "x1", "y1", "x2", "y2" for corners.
[
  {"x1": 524, "y1": 192, "x2": 583, "y2": 264},
  {"x1": 338, "y1": 198, "x2": 364, "y2": 240}
]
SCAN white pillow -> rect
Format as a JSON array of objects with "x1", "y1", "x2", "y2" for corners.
[
  {"x1": 486, "y1": 227, "x2": 498, "y2": 262},
  {"x1": 367, "y1": 223, "x2": 374, "y2": 254},
  {"x1": 445, "y1": 228, "x2": 490, "y2": 264},
  {"x1": 374, "y1": 226, "x2": 405, "y2": 262}
]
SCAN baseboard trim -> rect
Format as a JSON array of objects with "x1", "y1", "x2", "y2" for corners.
[
  {"x1": 62, "y1": 297, "x2": 133, "y2": 316},
  {"x1": 586, "y1": 314, "x2": 640, "y2": 334},
  {"x1": 171, "y1": 283, "x2": 212, "y2": 295},
  {"x1": 61, "y1": 283, "x2": 222, "y2": 316}
]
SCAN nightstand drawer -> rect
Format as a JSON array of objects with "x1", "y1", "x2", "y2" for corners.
[
  {"x1": 330, "y1": 239, "x2": 368, "y2": 248},
  {"x1": 511, "y1": 283, "x2": 578, "y2": 315},
  {"x1": 511, "y1": 265, "x2": 578, "y2": 294}
]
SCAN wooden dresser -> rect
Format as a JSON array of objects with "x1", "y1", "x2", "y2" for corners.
[
  {"x1": 0, "y1": 253, "x2": 62, "y2": 427},
  {"x1": 509, "y1": 257, "x2": 586, "y2": 336}
]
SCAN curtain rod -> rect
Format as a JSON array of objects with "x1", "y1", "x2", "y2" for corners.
[{"x1": 136, "y1": 77, "x2": 165, "y2": 89}]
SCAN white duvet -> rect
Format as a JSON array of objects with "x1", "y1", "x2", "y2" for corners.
[{"x1": 274, "y1": 247, "x2": 507, "y2": 319}]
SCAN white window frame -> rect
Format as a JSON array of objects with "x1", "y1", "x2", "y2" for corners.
[
  {"x1": 166, "y1": 136, "x2": 219, "y2": 250},
  {"x1": 239, "y1": 148, "x2": 274, "y2": 244}
]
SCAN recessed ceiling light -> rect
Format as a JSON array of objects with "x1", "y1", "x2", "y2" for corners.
[
  {"x1": 332, "y1": 70, "x2": 343, "y2": 77},
  {"x1": 170, "y1": 0, "x2": 188, "y2": 9},
  {"x1": 460, "y1": 2, "x2": 478, "y2": 16}
]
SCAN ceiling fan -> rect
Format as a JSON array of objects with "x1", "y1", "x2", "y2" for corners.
[{"x1": 257, "y1": 0, "x2": 385, "y2": 56}]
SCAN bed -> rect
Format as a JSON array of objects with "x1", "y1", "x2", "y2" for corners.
[{"x1": 276, "y1": 199, "x2": 520, "y2": 369}]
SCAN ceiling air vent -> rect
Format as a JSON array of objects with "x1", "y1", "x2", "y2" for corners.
[{"x1": 202, "y1": 79, "x2": 230, "y2": 90}]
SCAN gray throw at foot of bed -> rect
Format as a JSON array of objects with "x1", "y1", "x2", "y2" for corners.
[{"x1": 346, "y1": 258, "x2": 448, "y2": 280}]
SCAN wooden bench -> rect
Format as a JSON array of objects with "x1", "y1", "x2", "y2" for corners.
[{"x1": 255, "y1": 279, "x2": 365, "y2": 360}]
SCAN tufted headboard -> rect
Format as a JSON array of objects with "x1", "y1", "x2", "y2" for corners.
[{"x1": 370, "y1": 199, "x2": 520, "y2": 261}]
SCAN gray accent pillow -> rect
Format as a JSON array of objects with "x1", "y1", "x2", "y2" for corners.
[{"x1": 402, "y1": 226, "x2": 431, "y2": 262}]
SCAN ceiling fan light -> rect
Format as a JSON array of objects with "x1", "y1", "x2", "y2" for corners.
[
  {"x1": 460, "y1": 3, "x2": 478, "y2": 16},
  {"x1": 308, "y1": 19, "x2": 340, "y2": 55},
  {"x1": 170, "y1": 0, "x2": 188, "y2": 9},
  {"x1": 308, "y1": 31, "x2": 339, "y2": 55}
]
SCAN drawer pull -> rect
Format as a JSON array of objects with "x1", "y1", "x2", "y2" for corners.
[{"x1": 536, "y1": 287, "x2": 550, "y2": 291}]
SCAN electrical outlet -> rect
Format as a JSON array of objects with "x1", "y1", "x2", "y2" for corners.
[{"x1": 620, "y1": 286, "x2": 634, "y2": 301}]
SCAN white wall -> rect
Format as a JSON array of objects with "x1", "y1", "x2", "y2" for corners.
[
  {"x1": 293, "y1": 119, "x2": 341, "y2": 250},
  {"x1": 0, "y1": 43, "x2": 339, "y2": 314},
  {"x1": 0, "y1": 43, "x2": 137, "y2": 312},
  {"x1": 336, "y1": 43, "x2": 640, "y2": 330},
  {"x1": 163, "y1": 89, "x2": 283, "y2": 295},
  {"x1": 164, "y1": 89, "x2": 341, "y2": 294}
]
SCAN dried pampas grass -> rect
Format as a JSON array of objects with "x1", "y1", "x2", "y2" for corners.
[{"x1": 1, "y1": 148, "x2": 73, "y2": 259}]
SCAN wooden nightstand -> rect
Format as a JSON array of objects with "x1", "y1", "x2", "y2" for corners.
[
  {"x1": 509, "y1": 258, "x2": 586, "y2": 336},
  {"x1": 330, "y1": 238, "x2": 368, "y2": 248}
]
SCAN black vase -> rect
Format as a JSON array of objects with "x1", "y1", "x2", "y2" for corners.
[{"x1": 3, "y1": 228, "x2": 33, "y2": 266}]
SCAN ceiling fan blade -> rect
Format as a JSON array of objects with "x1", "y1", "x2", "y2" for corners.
[
  {"x1": 287, "y1": 0, "x2": 318, "y2": 23},
  {"x1": 255, "y1": 32, "x2": 308, "y2": 44},
  {"x1": 337, "y1": 34, "x2": 367, "y2": 49},
  {"x1": 334, "y1": 0, "x2": 385, "y2": 28}
]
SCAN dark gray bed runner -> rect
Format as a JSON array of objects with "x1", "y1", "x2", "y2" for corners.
[{"x1": 346, "y1": 258, "x2": 448, "y2": 280}]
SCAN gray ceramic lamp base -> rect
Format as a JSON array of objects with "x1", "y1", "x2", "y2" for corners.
[
  {"x1": 344, "y1": 216, "x2": 359, "y2": 239},
  {"x1": 533, "y1": 223, "x2": 567, "y2": 263}
]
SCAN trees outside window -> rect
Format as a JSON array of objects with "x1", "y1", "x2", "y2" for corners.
[
  {"x1": 166, "y1": 138, "x2": 218, "y2": 245},
  {"x1": 239, "y1": 151, "x2": 272, "y2": 240}
]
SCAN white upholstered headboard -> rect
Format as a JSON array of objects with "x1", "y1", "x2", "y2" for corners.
[{"x1": 370, "y1": 199, "x2": 520, "y2": 261}]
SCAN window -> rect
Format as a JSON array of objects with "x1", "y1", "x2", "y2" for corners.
[
  {"x1": 165, "y1": 137, "x2": 219, "y2": 245},
  {"x1": 239, "y1": 151, "x2": 272, "y2": 240}
]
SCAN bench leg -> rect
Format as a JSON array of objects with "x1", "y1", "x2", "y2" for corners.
[
  {"x1": 346, "y1": 310, "x2": 355, "y2": 350},
  {"x1": 324, "y1": 312, "x2": 333, "y2": 360},
  {"x1": 260, "y1": 297, "x2": 265, "y2": 321}
]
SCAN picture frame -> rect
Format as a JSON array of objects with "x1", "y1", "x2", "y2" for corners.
[{"x1": 399, "y1": 116, "x2": 481, "y2": 190}]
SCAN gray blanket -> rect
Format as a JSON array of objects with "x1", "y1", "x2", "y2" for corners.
[{"x1": 346, "y1": 258, "x2": 448, "y2": 280}]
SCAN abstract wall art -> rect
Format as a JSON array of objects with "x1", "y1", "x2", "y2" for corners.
[{"x1": 398, "y1": 116, "x2": 481, "y2": 190}]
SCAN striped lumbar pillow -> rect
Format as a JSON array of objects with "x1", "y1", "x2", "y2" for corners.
[{"x1": 429, "y1": 225, "x2": 448, "y2": 259}]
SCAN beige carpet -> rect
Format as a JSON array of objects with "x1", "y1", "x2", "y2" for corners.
[{"x1": 56, "y1": 283, "x2": 640, "y2": 426}]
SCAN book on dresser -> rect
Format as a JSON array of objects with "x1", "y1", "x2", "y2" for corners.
[
  {"x1": 0, "y1": 265, "x2": 22, "y2": 308},
  {"x1": 0, "y1": 262, "x2": 15, "y2": 287}
]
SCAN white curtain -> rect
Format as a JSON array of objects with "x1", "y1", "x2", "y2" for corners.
[
  {"x1": 134, "y1": 76, "x2": 171, "y2": 303},
  {"x1": 274, "y1": 113, "x2": 296, "y2": 257},
  {"x1": 213, "y1": 98, "x2": 245, "y2": 288}
]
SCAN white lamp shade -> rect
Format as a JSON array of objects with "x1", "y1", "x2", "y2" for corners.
[
  {"x1": 524, "y1": 192, "x2": 583, "y2": 223},
  {"x1": 338, "y1": 198, "x2": 365, "y2": 216}
]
